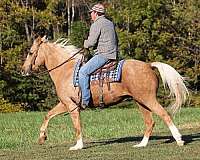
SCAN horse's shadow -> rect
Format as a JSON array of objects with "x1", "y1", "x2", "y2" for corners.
[{"x1": 84, "y1": 132, "x2": 200, "y2": 149}]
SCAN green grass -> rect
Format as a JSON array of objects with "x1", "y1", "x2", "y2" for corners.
[{"x1": 0, "y1": 107, "x2": 200, "y2": 159}]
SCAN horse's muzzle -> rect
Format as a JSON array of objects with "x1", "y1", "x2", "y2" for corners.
[
  {"x1": 21, "y1": 65, "x2": 32, "y2": 76},
  {"x1": 21, "y1": 70, "x2": 30, "y2": 76}
]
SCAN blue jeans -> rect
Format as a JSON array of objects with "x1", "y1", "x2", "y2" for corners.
[{"x1": 79, "y1": 54, "x2": 109, "y2": 105}]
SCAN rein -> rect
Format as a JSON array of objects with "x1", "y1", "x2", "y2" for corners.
[
  {"x1": 36, "y1": 47, "x2": 84, "y2": 75},
  {"x1": 64, "y1": 106, "x2": 80, "y2": 116}
]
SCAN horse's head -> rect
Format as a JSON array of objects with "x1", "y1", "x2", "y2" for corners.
[{"x1": 21, "y1": 36, "x2": 47, "y2": 76}]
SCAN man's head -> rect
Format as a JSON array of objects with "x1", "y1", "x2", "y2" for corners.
[{"x1": 89, "y1": 3, "x2": 105, "y2": 21}]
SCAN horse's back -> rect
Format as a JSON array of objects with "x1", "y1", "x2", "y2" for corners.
[{"x1": 122, "y1": 59, "x2": 155, "y2": 78}]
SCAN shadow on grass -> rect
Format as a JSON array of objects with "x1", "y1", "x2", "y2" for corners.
[
  {"x1": 182, "y1": 132, "x2": 200, "y2": 144},
  {"x1": 84, "y1": 132, "x2": 200, "y2": 149}
]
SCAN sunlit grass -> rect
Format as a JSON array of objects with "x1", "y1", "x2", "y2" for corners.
[{"x1": 0, "y1": 106, "x2": 200, "y2": 159}]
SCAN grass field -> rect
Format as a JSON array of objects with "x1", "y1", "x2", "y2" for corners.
[{"x1": 0, "y1": 105, "x2": 200, "y2": 160}]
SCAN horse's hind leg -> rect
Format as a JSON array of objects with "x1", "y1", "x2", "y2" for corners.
[
  {"x1": 146, "y1": 100, "x2": 184, "y2": 146},
  {"x1": 134, "y1": 103, "x2": 155, "y2": 147},
  {"x1": 38, "y1": 102, "x2": 68, "y2": 145}
]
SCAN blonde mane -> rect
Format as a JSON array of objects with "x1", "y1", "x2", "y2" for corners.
[
  {"x1": 44, "y1": 38, "x2": 83, "y2": 60},
  {"x1": 54, "y1": 38, "x2": 80, "y2": 54}
]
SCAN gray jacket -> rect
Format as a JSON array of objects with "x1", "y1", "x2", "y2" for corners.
[{"x1": 84, "y1": 16, "x2": 118, "y2": 60}]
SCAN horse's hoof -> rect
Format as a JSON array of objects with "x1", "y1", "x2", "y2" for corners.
[
  {"x1": 38, "y1": 136, "x2": 47, "y2": 145},
  {"x1": 69, "y1": 145, "x2": 83, "y2": 151},
  {"x1": 177, "y1": 140, "x2": 184, "y2": 146},
  {"x1": 133, "y1": 143, "x2": 147, "y2": 148}
]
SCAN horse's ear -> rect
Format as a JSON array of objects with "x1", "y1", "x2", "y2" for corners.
[
  {"x1": 41, "y1": 35, "x2": 48, "y2": 43},
  {"x1": 34, "y1": 36, "x2": 42, "y2": 44},
  {"x1": 31, "y1": 31, "x2": 40, "y2": 40}
]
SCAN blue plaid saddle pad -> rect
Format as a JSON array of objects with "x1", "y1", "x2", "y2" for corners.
[{"x1": 73, "y1": 60, "x2": 125, "y2": 87}]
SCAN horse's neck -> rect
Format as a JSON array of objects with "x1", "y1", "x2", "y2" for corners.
[
  {"x1": 43, "y1": 43, "x2": 67, "y2": 67},
  {"x1": 42, "y1": 43, "x2": 76, "y2": 84}
]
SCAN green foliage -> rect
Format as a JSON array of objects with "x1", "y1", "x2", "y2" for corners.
[
  {"x1": 0, "y1": 0, "x2": 64, "y2": 112},
  {"x1": 4, "y1": 74, "x2": 57, "y2": 111},
  {"x1": 0, "y1": 96, "x2": 23, "y2": 113},
  {"x1": 108, "y1": 0, "x2": 200, "y2": 91},
  {"x1": 190, "y1": 93, "x2": 200, "y2": 108},
  {"x1": 69, "y1": 21, "x2": 89, "y2": 47}
]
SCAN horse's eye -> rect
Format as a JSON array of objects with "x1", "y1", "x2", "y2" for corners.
[{"x1": 29, "y1": 50, "x2": 33, "y2": 55}]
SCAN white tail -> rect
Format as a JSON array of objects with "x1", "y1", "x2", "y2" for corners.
[{"x1": 151, "y1": 62, "x2": 189, "y2": 114}]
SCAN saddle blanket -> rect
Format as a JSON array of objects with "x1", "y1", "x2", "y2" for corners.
[{"x1": 73, "y1": 60, "x2": 125, "y2": 87}]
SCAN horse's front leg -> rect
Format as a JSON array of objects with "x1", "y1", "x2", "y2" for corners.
[
  {"x1": 38, "y1": 102, "x2": 68, "y2": 144},
  {"x1": 69, "y1": 105, "x2": 83, "y2": 150}
]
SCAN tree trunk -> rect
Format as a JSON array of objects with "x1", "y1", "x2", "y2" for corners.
[
  {"x1": 127, "y1": 16, "x2": 131, "y2": 55},
  {"x1": 25, "y1": 22, "x2": 31, "y2": 43},
  {"x1": 171, "y1": 0, "x2": 176, "y2": 5},
  {"x1": 71, "y1": 0, "x2": 75, "y2": 33},
  {"x1": 67, "y1": 0, "x2": 71, "y2": 36},
  {"x1": 31, "y1": 6, "x2": 35, "y2": 38},
  {"x1": 0, "y1": 31, "x2": 2, "y2": 65},
  {"x1": 20, "y1": 0, "x2": 31, "y2": 43}
]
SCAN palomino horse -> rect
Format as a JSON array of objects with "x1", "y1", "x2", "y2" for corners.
[{"x1": 21, "y1": 36, "x2": 188, "y2": 150}]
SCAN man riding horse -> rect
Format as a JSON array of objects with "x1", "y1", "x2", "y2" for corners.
[
  {"x1": 21, "y1": 3, "x2": 188, "y2": 151},
  {"x1": 79, "y1": 3, "x2": 119, "y2": 109}
]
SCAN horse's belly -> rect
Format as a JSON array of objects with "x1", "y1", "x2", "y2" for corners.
[{"x1": 90, "y1": 82, "x2": 129, "y2": 107}]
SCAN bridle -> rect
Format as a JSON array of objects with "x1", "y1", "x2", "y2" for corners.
[
  {"x1": 29, "y1": 41, "x2": 43, "y2": 69},
  {"x1": 28, "y1": 41, "x2": 84, "y2": 76}
]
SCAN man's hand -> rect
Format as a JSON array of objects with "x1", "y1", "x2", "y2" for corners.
[
  {"x1": 83, "y1": 48, "x2": 90, "y2": 56},
  {"x1": 83, "y1": 48, "x2": 92, "y2": 62}
]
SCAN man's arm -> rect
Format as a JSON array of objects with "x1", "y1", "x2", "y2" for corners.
[{"x1": 84, "y1": 23, "x2": 101, "y2": 48}]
